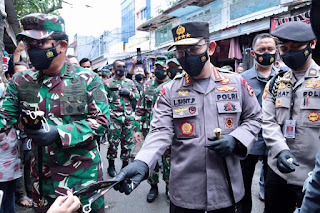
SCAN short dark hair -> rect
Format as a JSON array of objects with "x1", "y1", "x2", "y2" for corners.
[
  {"x1": 113, "y1": 60, "x2": 125, "y2": 68},
  {"x1": 101, "y1": 71, "x2": 108, "y2": 78},
  {"x1": 51, "y1": 32, "x2": 69, "y2": 43},
  {"x1": 252, "y1": 33, "x2": 276, "y2": 49},
  {"x1": 80, "y1": 58, "x2": 92, "y2": 66},
  {"x1": 14, "y1": 61, "x2": 28, "y2": 69}
]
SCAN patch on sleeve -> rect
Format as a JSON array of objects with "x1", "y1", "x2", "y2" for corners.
[
  {"x1": 92, "y1": 88, "x2": 106, "y2": 102},
  {"x1": 156, "y1": 87, "x2": 166, "y2": 108},
  {"x1": 242, "y1": 79, "x2": 254, "y2": 96}
]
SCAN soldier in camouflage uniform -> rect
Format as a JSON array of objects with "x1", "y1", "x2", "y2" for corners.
[
  {"x1": 134, "y1": 56, "x2": 170, "y2": 203},
  {"x1": 0, "y1": 14, "x2": 110, "y2": 213},
  {"x1": 105, "y1": 60, "x2": 139, "y2": 177}
]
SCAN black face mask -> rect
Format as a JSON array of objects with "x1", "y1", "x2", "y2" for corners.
[
  {"x1": 178, "y1": 50, "x2": 208, "y2": 77},
  {"x1": 28, "y1": 41, "x2": 61, "y2": 71},
  {"x1": 280, "y1": 44, "x2": 312, "y2": 70},
  {"x1": 254, "y1": 52, "x2": 276, "y2": 67},
  {"x1": 115, "y1": 68, "x2": 125, "y2": 77},
  {"x1": 135, "y1": 74, "x2": 144, "y2": 81},
  {"x1": 168, "y1": 68, "x2": 183, "y2": 79},
  {"x1": 155, "y1": 69, "x2": 167, "y2": 80}
]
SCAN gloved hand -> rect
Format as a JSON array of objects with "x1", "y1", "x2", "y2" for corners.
[
  {"x1": 25, "y1": 125, "x2": 60, "y2": 146},
  {"x1": 119, "y1": 88, "x2": 131, "y2": 97},
  {"x1": 113, "y1": 160, "x2": 148, "y2": 195},
  {"x1": 277, "y1": 150, "x2": 299, "y2": 173},
  {"x1": 205, "y1": 135, "x2": 237, "y2": 157}
]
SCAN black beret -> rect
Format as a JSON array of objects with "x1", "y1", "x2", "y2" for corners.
[
  {"x1": 271, "y1": 21, "x2": 316, "y2": 42},
  {"x1": 168, "y1": 21, "x2": 209, "y2": 50}
]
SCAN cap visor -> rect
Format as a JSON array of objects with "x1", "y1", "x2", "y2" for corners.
[
  {"x1": 168, "y1": 37, "x2": 202, "y2": 51},
  {"x1": 166, "y1": 58, "x2": 180, "y2": 65},
  {"x1": 16, "y1": 30, "x2": 54, "y2": 41},
  {"x1": 154, "y1": 61, "x2": 166, "y2": 66}
]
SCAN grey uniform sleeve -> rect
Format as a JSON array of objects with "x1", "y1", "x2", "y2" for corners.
[
  {"x1": 300, "y1": 147, "x2": 320, "y2": 213},
  {"x1": 262, "y1": 82, "x2": 289, "y2": 159},
  {"x1": 229, "y1": 77, "x2": 262, "y2": 158},
  {"x1": 135, "y1": 86, "x2": 174, "y2": 175}
]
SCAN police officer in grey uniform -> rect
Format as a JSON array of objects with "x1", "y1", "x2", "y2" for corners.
[
  {"x1": 262, "y1": 21, "x2": 319, "y2": 213},
  {"x1": 113, "y1": 22, "x2": 262, "y2": 213}
]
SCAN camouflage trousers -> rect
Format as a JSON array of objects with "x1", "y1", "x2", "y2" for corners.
[
  {"x1": 31, "y1": 146, "x2": 104, "y2": 213},
  {"x1": 148, "y1": 145, "x2": 171, "y2": 192},
  {"x1": 107, "y1": 114, "x2": 134, "y2": 161}
]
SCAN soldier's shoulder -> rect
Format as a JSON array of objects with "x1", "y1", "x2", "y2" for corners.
[{"x1": 73, "y1": 66, "x2": 98, "y2": 78}]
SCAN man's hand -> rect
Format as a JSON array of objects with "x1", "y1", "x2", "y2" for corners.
[
  {"x1": 112, "y1": 160, "x2": 148, "y2": 195},
  {"x1": 47, "y1": 191, "x2": 80, "y2": 213},
  {"x1": 277, "y1": 150, "x2": 299, "y2": 173},
  {"x1": 134, "y1": 132, "x2": 143, "y2": 143},
  {"x1": 119, "y1": 88, "x2": 131, "y2": 97},
  {"x1": 205, "y1": 135, "x2": 237, "y2": 157},
  {"x1": 25, "y1": 125, "x2": 60, "y2": 146}
]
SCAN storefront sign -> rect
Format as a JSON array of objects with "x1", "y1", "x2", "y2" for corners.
[{"x1": 270, "y1": 10, "x2": 311, "y2": 32}]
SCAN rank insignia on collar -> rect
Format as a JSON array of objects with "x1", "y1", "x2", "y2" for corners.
[
  {"x1": 308, "y1": 112, "x2": 319, "y2": 122},
  {"x1": 216, "y1": 85, "x2": 236, "y2": 92},
  {"x1": 220, "y1": 76, "x2": 230, "y2": 85},
  {"x1": 305, "y1": 80, "x2": 314, "y2": 84},
  {"x1": 213, "y1": 67, "x2": 222, "y2": 81},
  {"x1": 189, "y1": 106, "x2": 196, "y2": 114},
  {"x1": 278, "y1": 83, "x2": 287, "y2": 90},
  {"x1": 175, "y1": 107, "x2": 188, "y2": 115},
  {"x1": 178, "y1": 89, "x2": 189, "y2": 96},
  {"x1": 224, "y1": 102, "x2": 236, "y2": 111},
  {"x1": 225, "y1": 118, "x2": 234, "y2": 128},
  {"x1": 185, "y1": 73, "x2": 192, "y2": 85},
  {"x1": 180, "y1": 121, "x2": 194, "y2": 135},
  {"x1": 263, "y1": 85, "x2": 269, "y2": 100}
]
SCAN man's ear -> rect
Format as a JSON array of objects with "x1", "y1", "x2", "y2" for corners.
[
  {"x1": 59, "y1": 40, "x2": 68, "y2": 53},
  {"x1": 310, "y1": 39, "x2": 317, "y2": 49},
  {"x1": 208, "y1": 41, "x2": 217, "y2": 56}
]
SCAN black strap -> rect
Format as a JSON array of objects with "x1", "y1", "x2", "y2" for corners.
[
  {"x1": 222, "y1": 158, "x2": 237, "y2": 212},
  {"x1": 38, "y1": 146, "x2": 44, "y2": 207}
]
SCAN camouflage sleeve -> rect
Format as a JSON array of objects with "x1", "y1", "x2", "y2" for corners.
[
  {"x1": 0, "y1": 78, "x2": 20, "y2": 131},
  {"x1": 135, "y1": 90, "x2": 146, "y2": 132},
  {"x1": 56, "y1": 76, "x2": 110, "y2": 147},
  {"x1": 130, "y1": 83, "x2": 140, "y2": 101}
]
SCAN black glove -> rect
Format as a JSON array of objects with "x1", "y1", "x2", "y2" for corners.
[
  {"x1": 25, "y1": 125, "x2": 60, "y2": 146},
  {"x1": 119, "y1": 88, "x2": 131, "y2": 97},
  {"x1": 277, "y1": 150, "x2": 299, "y2": 173},
  {"x1": 113, "y1": 160, "x2": 148, "y2": 195},
  {"x1": 205, "y1": 135, "x2": 237, "y2": 157}
]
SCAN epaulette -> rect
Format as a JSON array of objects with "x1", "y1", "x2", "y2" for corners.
[
  {"x1": 268, "y1": 69, "x2": 288, "y2": 102},
  {"x1": 173, "y1": 72, "x2": 185, "y2": 80},
  {"x1": 218, "y1": 68, "x2": 239, "y2": 75}
]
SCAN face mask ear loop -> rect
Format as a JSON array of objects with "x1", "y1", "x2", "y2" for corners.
[{"x1": 41, "y1": 117, "x2": 50, "y2": 133}]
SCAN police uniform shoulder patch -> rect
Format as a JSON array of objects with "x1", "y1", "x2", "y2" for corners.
[
  {"x1": 242, "y1": 79, "x2": 254, "y2": 96},
  {"x1": 220, "y1": 76, "x2": 230, "y2": 85},
  {"x1": 263, "y1": 85, "x2": 269, "y2": 100},
  {"x1": 185, "y1": 73, "x2": 192, "y2": 85}
]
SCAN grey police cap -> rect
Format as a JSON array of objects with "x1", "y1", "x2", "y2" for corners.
[{"x1": 271, "y1": 21, "x2": 316, "y2": 42}]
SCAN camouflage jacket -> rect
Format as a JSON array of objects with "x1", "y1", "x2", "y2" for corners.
[
  {"x1": 0, "y1": 62, "x2": 110, "y2": 193},
  {"x1": 104, "y1": 76, "x2": 139, "y2": 116},
  {"x1": 135, "y1": 77, "x2": 170, "y2": 135}
]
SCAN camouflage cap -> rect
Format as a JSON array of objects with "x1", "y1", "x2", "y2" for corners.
[
  {"x1": 17, "y1": 13, "x2": 65, "y2": 41},
  {"x1": 154, "y1": 55, "x2": 168, "y2": 67}
]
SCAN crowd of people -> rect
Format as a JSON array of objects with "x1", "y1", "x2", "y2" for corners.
[{"x1": 0, "y1": 2, "x2": 320, "y2": 213}]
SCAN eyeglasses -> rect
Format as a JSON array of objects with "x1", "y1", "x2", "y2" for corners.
[
  {"x1": 175, "y1": 43, "x2": 208, "y2": 59},
  {"x1": 22, "y1": 38, "x2": 56, "y2": 48}
]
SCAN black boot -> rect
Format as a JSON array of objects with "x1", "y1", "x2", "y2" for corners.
[
  {"x1": 107, "y1": 159, "x2": 117, "y2": 177},
  {"x1": 147, "y1": 184, "x2": 158, "y2": 203},
  {"x1": 122, "y1": 160, "x2": 129, "y2": 169}
]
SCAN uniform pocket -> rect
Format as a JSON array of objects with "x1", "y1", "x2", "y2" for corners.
[
  {"x1": 300, "y1": 95, "x2": 320, "y2": 127},
  {"x1": 216, "y1": 101, "x2": 242, "y2": 134},
  {"x1": 60, "y1": 101, "x2": 88, "y2": 116},
  {"x1": 275, "y1": 97, "x2": 290, "y2": 125},
  {"x1": 174, "y1": 118, "x2": 199, "y2": 139}
]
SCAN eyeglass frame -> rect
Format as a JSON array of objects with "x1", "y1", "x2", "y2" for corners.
[{"x1": 174, "y1": 40, "x2": 209, "y2": 59}]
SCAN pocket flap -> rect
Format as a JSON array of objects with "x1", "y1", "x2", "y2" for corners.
[{"x1": 217, "y1": 101, "x2": 242, "y2": 114}]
